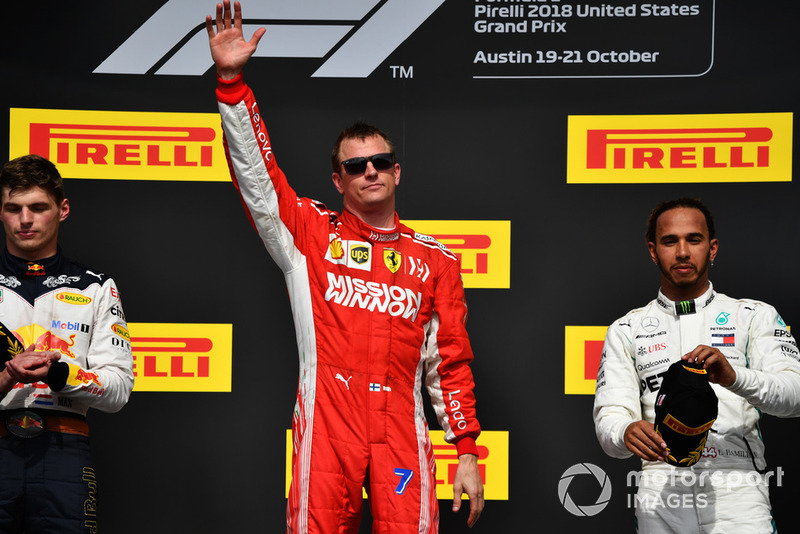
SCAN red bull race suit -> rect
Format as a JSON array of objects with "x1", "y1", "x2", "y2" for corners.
[
  {"x1": 217, "y1": 74, "x2": 480, "y2": 534},
  {"x1": 0, "y1": 249, "x2": 134, "y2": 532},
  {"x1": 594, "y1": 284, "x2": 800, "y2": 533}
]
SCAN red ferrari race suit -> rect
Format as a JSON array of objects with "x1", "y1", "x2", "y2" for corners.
[{"x1": 217, "y1": 75, "x2": 480, "y2": 534}]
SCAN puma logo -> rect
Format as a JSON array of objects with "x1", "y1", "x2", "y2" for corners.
[
  {"x1": 85, "y1": 270, "x2": 104, "y2": 281},
  {"x1": 335, "y1": 373, "x2": 353, "y2": 390}
]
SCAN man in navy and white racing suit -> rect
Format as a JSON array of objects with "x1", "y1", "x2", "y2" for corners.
[
  {"x1": 594, "y1": 197, "x2": 800, "y2": 533},
  {"x1": 0, "y1": 154, "x2": 134, "y2": 532}
]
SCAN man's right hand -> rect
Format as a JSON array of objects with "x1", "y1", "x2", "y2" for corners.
[
  {"x1": 2, "y1": 345, "x2": 61, "y2": 392},
  {"x1": 624, "y1": 420, "x2": 668, "y2": 461},
  {"x1": 206, "y1": 1, "x2": 266, "y2": 80}
]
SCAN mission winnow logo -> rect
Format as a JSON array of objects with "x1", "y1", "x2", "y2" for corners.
[{"x1": 94, "y1": 0, "x2": 445, "y2": 78}]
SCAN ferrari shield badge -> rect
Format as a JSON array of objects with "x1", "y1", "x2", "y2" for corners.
[{"x1": 384, "y1": 249, "x2": 401, "y2": 273}]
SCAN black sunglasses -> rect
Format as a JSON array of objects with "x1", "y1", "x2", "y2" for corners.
[{"x1": 339, "y1": 153, "x2": 395, "y2": 175}]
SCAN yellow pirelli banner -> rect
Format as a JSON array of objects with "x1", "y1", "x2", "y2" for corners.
[
  {"x1": 9, "y1": 108, "x2": 229, "y2": 181},
  {"x1": 567, "y1": 112, "x2": 793, "y2": 183},
  {"x1": 129, "y1": 323, "x2": 233, "y2": 392},
  {"x1": 403, "y1": 220, "x2": 511, "y2": 289},
  {"x1": 564, "y1": 325, "x2": 608, "y2": 395},
  {"x1": 285, "y1": 430, "x2": 509, "y2": 500}
]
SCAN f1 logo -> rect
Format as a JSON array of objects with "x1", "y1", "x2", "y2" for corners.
[{"x1": 94, "y1": 0, "x2": 446, "y2": 78}]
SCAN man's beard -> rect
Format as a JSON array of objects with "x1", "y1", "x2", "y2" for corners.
[{"x1": 656, "y1": 252, "x2": 711, "y2": 290}]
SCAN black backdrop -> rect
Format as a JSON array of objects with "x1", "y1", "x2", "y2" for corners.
[{"x1": 1, "y1": 1, "x2": 798, "y2": 532}]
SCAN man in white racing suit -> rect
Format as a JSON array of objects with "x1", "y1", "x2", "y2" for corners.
[
  {"x1": 0, "y1": 154, "x2": 134, "y2": 532},
  {"x1": 594, "y1": 197, "x2": 800, "y2": 533}
]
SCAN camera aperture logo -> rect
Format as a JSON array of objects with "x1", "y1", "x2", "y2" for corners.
[{"x1": 558, "y1": 463, "x2": 612, "y2": 517}]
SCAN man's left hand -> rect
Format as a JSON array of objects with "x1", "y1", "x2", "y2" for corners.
[
  {"x1": 452, "y1": 453, "x2": 484, "y2": 528},
  {"x1": 682, "y1": 344, "x2": 736, "y2": 387}
]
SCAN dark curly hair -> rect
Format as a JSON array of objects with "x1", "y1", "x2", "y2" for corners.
[{"x1": 646, "y1": 197, "x2": 715, "y2": 244}]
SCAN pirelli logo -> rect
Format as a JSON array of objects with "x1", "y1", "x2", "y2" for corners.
[
  {"x1": 663, "y1": 414, "x2": 715, "y2": 436},
  {"x1": 9, "y1": 108, "x2": 229, "y2": 182},
  {"x1": 403, "y1": 220, "x2": 511, "y2": 289},
  {"x1": 565, "y1": 326, "x2": 608, "y2": 395},
  {"x1": 130, "y1": 323, "x2": 232, "y2": 392},
  {"x1": 567, "y1": 113, "x2": 793, "y2": 183},
  {"x1": 285, "y1": 430, "x2": 509, "y2": 500}
]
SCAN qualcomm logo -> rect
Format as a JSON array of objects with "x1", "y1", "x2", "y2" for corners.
[
  {"x1": 558, "y1": 463, "x2": 612, "y2": 517},
  {"x1": 94, "y1": 0, "x2": 445, "y2": 78}
]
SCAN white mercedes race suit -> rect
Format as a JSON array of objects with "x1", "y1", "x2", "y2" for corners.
[{"x1": 594, "y1": 283, "x2": 800, "y2": 533}]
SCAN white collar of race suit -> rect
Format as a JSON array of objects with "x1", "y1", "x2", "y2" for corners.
[
  {"x1": 340, "y1": 209, "x2": 400, "y2": 243},
  {"x1": 656, "y1": 282, "x2": 717, "y2": 316}
]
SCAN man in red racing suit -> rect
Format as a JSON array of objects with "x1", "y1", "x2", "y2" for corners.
[{"x1": 207, "y1": 2, "x2": 483, "y2": 532}]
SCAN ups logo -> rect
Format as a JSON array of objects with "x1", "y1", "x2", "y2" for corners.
[{"x1": 350, "y1": 246, "x2": 370, "y2": 264}]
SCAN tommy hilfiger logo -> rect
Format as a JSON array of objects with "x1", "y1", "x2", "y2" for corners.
[{"x1": 712, "y1": 333, "x2": 735, "y2": 347}]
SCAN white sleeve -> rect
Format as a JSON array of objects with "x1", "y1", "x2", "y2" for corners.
[
  {"x1": 58, "y1": 278, "x2": 134, "y2": 413},
  {"x1": 593, "y1": 319, "x2": 640, "y2": 459},
  {"x1": 217, "y1": 81, "x2": 307, "y2": 274},
  {"x1": 727, "y1": 304, "x2": 800, "y2": 417}
]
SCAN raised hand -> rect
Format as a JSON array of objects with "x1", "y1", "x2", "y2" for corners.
[{"x1": 206, "y1": 1, "x2": 266, "y2": 80}]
